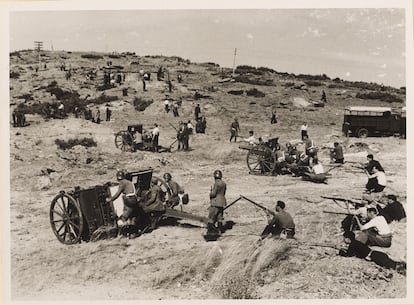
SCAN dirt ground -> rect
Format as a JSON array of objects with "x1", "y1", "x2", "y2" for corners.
[{"x1": 8, "y1": 50, "x2": 407, "y2": 300}]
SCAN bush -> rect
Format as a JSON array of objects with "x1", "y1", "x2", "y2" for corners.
[
  {"x1": 246, "y1": 88, "x2": 265, "y2": 97},
  {"x1": 16, "y1": 102, "x2": 45, "y2": 115},
  {"x1": 257, "y1": 66, "x2": 276, "y2": 73},
  {"x1": 356, "y1": 91, "x2": 403, "y2": 103},
  {"x1": 88, "y1": 94, "x2": 118, "y2": 105},
  {"x1": 228, "y1": 90, "x2": 244, "y2": 95},
  {"x1": 15, "y1": 93, "x2": 33, "y2": 101},
  {"x1": 282, "y1": 82, "x2": 295, "y2": 88},
  {"x1": 304, "y1": 80, "x2": 322, "y2": 86},
  {"x1": 55, "y1": 137, "x2": 97, "y2": 150},
  {"x1": 234, "y1": 75, "x2": 273, "y2": 86},
  {"x1": 81, "y1": 54, "x2": 103, "y2": 59},
  {"x1": 133, "y1": 97, "x2": 153, "y2": 111},
  {"x1": 217, "y1": 275, "x2": 258, "y2": 299},
  {"x1": 296, "y1": 73, "x2": 330, "y2": 81},
  {"x1": 235, "y1": 65, "x2": 263, "y2": 76},
  {"x1": 10, "y1": 71, "x2": 20, "y2": 79},
  {"x1": 108, "y1": 54, "x2": 121, "y2": 59}
]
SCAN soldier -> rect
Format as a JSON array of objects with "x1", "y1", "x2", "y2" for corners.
[
  {"x1": 229, "y1": 118, "x2": 240, "y2": 142},
  {"x1": 106, "y1": 107, "x2": 111, "y2": 122},
  {"x1": 300, "y1": 122, "x2": 308, "y2": 140},
  {"x1": 207, "y1": 170, "x2": 227, "y2": 234},
  {"x1": 142, "y1": 177, "x2": 166, "y2": 230},
  {"x1": 163, "y1": 173, "x2": 184, "y2": 208},
  {"x1": 330, "y1": 142, "x2": 344, "y2": 164},
  {"x1": 354, "y1": 207, "x2": 392, "y2": 247},
  {"x1": 151, "y1": 123, "x2": 160, "y2": 152},
  {"x1": 194, "y1": 104, "x2": 201, "y2": 120},
  {"x1": 107, "y1": 170, "x2": 138, "y2": 226},
  {"x1": 260, "y1": 201, "x2": 295, "y2": 240}
]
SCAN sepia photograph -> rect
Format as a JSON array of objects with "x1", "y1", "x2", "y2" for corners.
[{"x1": 1, "y1": 0, "x2": 412, "y2": 303}]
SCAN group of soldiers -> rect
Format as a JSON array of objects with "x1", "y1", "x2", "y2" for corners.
[
  {"x1": 12, "y1": 108, "x2": 27, "y2": 127},
  {"x1": 107, "y1": 170, "x2": 187, "y2": 238}
]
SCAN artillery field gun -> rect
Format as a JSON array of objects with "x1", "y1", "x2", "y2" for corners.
[
  {"x1": 49, "y1": 168, "x2": 207, "y2": 245},
  {"x1": 114, "y1": 124, "x2": 176, "y2": 153}
]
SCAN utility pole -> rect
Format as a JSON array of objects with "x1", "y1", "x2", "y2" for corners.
[
  {"x1": 232, "y1": 48, "x2": 237, "y2": 78},
  {"x1": 34, "y1": 41, "x2": 43, "y2": 70}
]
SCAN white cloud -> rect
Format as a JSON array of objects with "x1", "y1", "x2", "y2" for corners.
[
  {"x1": 246, "y1": 33, "x2": 254, "y2": 40},
  {"x1": 380, "y1": 63, "x2": 387, "y2": 69},
  {"x1": 371, "y1": 51, "x2": 380, "y2": 56},
  {"x1": 63, "y1": 38, "x2": 69, "y2": 42},
  {"x1": 387, "y1": 34, "x2": 393, "y2": 38},
  {"x1": 298, "y1": 27, "x2": 326, "y2": 38},
  {"x1": 213, "y1": 19, "x2": 220, "y2": 24},
  {"x1": 345, "y1": 72, "x2": 351, "y2": 77},
  {"x1": 377, "y1": 73, "x2": 387, "y2": 78}
]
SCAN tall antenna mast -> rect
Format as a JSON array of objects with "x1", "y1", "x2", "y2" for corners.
[
  {"x1": 34, "y1": 41, "x2": 43, "y2": 70},
  {"x1": 232, "y1": 48, "x2": 237, "y2": 78}
]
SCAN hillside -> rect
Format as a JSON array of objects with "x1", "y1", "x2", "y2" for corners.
[{"x1": 9, "y1": 49, "x2": 406, "y2": 300}]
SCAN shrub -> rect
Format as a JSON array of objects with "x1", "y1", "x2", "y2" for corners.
[
  {"x1": 356, "y1": 91, "x2": 403, "y2": 103},
  {"x1": 217, "y1": 275, "x2": 258, "y2": 299},
  {"x1": 10, "y1": 71, "x2": 20, "y2": 79},
  {"x1": 177, "y1": 69, "x2": 194, "y2": 74},
  {"x1": 88, "y1": 94, "x2": 118, "y2": 105},
  {"x1": 15, "y1": 93, "x2": 33, "y2": 101},
  {"x1": 234, "y1": 75, "x2": 273, "y2": 86},
  {"x1": 130, "y1": 61, "x2": 140, "y2": 65},
  {"x1": 246, "y1": 88, "x2": 265, "y2": 97},
  {"x1": 228, "y1": 90, "x2": 244, "y2": 96},
  {"x1": 296, "y1": 73, "x2": 330, "y2": 81},
  {"x1": 55, "y1": 137, "x2": 97, "y2": 150},
  {"x1": 282, "y1": 82, "x2": 295, "y2": 88},
  {"x1": 81, "y1": 54, "x2": 103, "y2": 59},
  {"x1": 304, "y1": 80, "x2": 322, "y2": 86},
  {"x1": 133, "y1": 97, "x2": 153, "y2": 111},
  {"x1": 108, "y1": 54, "x2": 121, "y2": 59},
  {"x1": 16, "y1": 102, "x2": 45, "y2": 115},
  {"x1": 257, "y1": 66, "x2": 276, "y2": 73}
]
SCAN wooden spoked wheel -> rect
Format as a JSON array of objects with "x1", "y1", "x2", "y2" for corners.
[
  {"x1": 114, "y1": 131, "x2": 134, "y2": 152},
  {"x1": 246, "y1": 145, "x2": 276, "y2": 175},
  {"x1": 50, "y1": 192, "x2": 83, "y2": 245}
]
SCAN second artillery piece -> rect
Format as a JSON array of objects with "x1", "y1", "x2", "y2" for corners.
[
  {"x1": 239, "y1": 138, "x2": 281, "y2": 175},
  {"x1": 115, "y1": 124, "x2": 176, "y2": 153}
]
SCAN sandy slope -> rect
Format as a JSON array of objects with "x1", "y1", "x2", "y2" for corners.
[{"x1": 9, "y1": 50, "x2": 406, "y2": 300}]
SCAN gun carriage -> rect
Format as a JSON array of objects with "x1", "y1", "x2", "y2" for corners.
[
  {"x1": 239, "y1": 138, "x2": 281, "y2": 175},
  {"x1": 114, "y1": 124, "x2": 176, "y2": 152},
  {"x1": 49, "y1": 168, "x2": 207, "y2": 245}
]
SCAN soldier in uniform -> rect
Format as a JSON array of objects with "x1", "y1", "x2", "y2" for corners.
[
  {"x1": 163, "y1": 172, "x2": 183, "y2": 208},
  {"x1": 207, "y1": 170, "x2": 227, "y2": 234},
  {"x1": 260, "y1": 201, "x2": 295, "y2": 239},
  {"x1": 107, "y1": 170, "x2": 139, "y2": 226},
  {"x1": 142, "y1": 177, "x2": 166, "y2": 230}
]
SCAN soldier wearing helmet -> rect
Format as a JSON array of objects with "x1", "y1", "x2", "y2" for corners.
[
  {"x1": 163, "y1": 172, "x2": 183, "y2": 208},
  {"x1": 107, "y1": 170, "x2": 138, "y2": 224},
  {"x1": 207, "y1": 169, "x2": 227, "y2": 234},
  {"x1": 141, "y1": 177, "x2": 166, "y2": 230}
]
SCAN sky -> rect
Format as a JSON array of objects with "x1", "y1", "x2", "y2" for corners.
[{"x1": 9, "y1": 9, "x2": 406, "y2": 87}]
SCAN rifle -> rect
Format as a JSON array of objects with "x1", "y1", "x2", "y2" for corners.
[
  {"x1": 223, "y1": 196, "x2": 243, "y2": 211},
  {"x1": 239, "y1": 195, "x2": 275, "y2": 216},
  {"x1": 169, "y1": 122, "x2": 178, "y2": 132},
  {"x1": 321, "y1": 196, "x2": 362, "y2": 206},
  {"x1": 323, "y1": 210, "x2": 353, "y2": 216}
]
